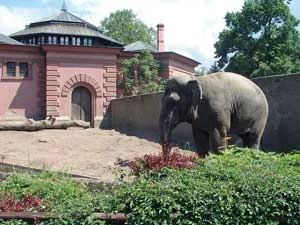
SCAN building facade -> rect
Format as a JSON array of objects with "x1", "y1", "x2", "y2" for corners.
[{"x1": 0, "y1": 3, "x2": 199, "y2": 128}]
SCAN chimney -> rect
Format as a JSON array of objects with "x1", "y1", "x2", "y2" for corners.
[{"x1": 157, "y1": 23, "x2": 165, "y2": 52}]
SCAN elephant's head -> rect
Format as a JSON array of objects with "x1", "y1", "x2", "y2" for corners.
[{"x1": 159, "y1": 75, "x2": 203, "y2": 144}]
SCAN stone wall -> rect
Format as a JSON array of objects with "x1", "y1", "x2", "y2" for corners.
[
  {"x1": 253, "y1": 73, "x2": 300, "y2": 152},
  {"x1": 111, "y1": 93, "x2": 193, "y2": 146},
  {"x1": 112, "y1": 73, "x2": 300, "y2": 152}
]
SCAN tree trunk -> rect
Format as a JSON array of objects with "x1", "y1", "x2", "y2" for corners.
[{"x1": 0, "y1": 117, "x2": 90, "y2": 131}]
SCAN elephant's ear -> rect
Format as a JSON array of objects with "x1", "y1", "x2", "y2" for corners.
[{"x1": 187, "y1": 80, "x2": 202, "y2": 120}]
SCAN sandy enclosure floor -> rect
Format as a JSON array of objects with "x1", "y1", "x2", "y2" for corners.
[{"x1": 0, "y1": 129, "x2": 163, "y2": 182}]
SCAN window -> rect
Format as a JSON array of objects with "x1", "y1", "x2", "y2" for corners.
[
  {"x1": 41, "y1": 36, "x2": 45, "y2": 44},
  {"x1": 19, "y1": 62, "x2": 29, "y2": 78},
  {"x1": 72, "y1": 37, "x2": 76, "y2": 45},
  {"x1": 32, "y1": 37, "x2": 36, "y2": 45},
  {"x1": 48, "y1": 36, "x2": 52, "y2": 44},
  {"x1": 53, "y1": 36, "x2": 57, "y2": 44},
  {"x1": 76, "y1": 37, "x2": 80, "y2": 46},
  {"x1": 2, "y1": 62, "x2": 31, "y2": 79},
  {"x1": 65, "y1": 37, "x2": 69, "y2": 45},
  {"x1": 38, "y1": 37, "x2": 41, "y2": 45},
  {"x1": 7, "y1": 62, "x2": 16, "y2": 77},
  {"x1": 60, "y1": 37, "x2": 64, "y2": 45},
  {"x1": 84, "y1": 38, "x2": 87, "y2": 46},
  {"x1": 88, "y1": 39, "x2": 92, "y2": 46}
]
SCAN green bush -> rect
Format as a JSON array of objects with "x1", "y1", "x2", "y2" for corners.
[
  {"x1": 1, "y1": 149, "x2": 300, "y2": 225},
  {"x1": 107, "y1": 148, "x2": 300, "y2": 224},
  {"x1": 0, "y1": 172, "x2": 109, "y2": 224}
]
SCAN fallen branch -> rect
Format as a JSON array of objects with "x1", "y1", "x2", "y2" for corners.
[
  {"x1": 0, "y1": 212, "x2": 127, "y2": 221},
  {"x1": 0, "y1": 117, "x2": 90, "y2": 131},
  {"x1": 0, "y1": 212, "x2": 179, "y2": 221}
]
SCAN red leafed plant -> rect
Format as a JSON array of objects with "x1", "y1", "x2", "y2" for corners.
[
  {"x1": 0, "y1": 193, "x2": 45, "y2": 212},
  {"x1": 130, "y1": 143, "x2": 198, "y2": 176}
]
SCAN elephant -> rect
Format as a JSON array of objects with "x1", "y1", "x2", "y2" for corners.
[{"x1": 159, "y1": 72, "x2": 269, "y2": 157}]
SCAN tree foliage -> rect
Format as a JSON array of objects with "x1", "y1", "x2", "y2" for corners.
[
  {"x1": 214, "y1": 0, "x2": 300, "y2": 77},
  {"x1": 100, "y1": 9, "x2": 156, "y2": 46},
  {"x1": 119, "y1": 50, "x2": 166, "y2": 96}
]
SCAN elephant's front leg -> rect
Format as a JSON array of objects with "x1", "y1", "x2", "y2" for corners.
[
  {"x1": 192, "y1": 125, "x2": 209, "y2": 158},
  {"x1": 209, "y1": 127, "x2": 227, "y2": 153}
]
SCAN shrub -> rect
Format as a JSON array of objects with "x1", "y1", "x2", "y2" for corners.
[
  {"x1": 0, "y1": 172, "x2": 108, "y2": 225},
  {"x1": 129, "y1": 148, "x2": 198, "y2": 176},
  {"x1": 0, "y1": 193, "x2": 43, "y2": 212},
  {"x1": 0, "y1": 172, "x2": 93, "y2": 213},
  {"x1": 1, "y1": 149, "x2": 300, "y2": 225},
  {"x1": 107, "y1": 148, "x2": 300, "y2": 224}
]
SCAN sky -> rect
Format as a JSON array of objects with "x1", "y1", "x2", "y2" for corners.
[{"x1": 0, "y1": 0, "x2": 299, "y2": 69}]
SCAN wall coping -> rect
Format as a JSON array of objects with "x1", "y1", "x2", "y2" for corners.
[
  {"x1": 112, "y1": 91, "x2": 163, "y2": 102},
  {"x1": 252, "y1": 73, "x2": 300, "y2": 80}
]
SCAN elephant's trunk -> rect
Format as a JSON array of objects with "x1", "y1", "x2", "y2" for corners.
[{"x1": 159, "y1": 114, "x2": 172, "y2": 145}]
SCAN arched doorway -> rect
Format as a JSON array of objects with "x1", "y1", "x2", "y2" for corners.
[{"x1": 71, "y1": 86, "x2": 92, "y2": 123}]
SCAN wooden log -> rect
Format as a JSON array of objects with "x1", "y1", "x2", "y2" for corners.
[
  {"x1": 0, "y1": 212, "x2": 58, "y2": 219},
  {"x1": 0, "y1": 212, "x2": 128, "y2": 220},
  {"x1": 93, "y1": 213, "x2": 128, "y2": 220},
  {"x1": 0, "y1": 117, "x2": 90, "y2": 131},
  {"x1": 0, "y1": 212, "x2": 178, "y2": 221}
]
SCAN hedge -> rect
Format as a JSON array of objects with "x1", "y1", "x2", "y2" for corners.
[
  {"x1": 108, "y1": 148, "x2": 300, "y2": 224},
  {"x1": 0, "y1": 148, "x2": 300, "y2": 225}
]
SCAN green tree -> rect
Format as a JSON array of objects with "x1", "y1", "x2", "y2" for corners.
[
  {"x1": 100, "y1": 9, "x2": 156, "y2": 46},
  {"x1": 209, "y1": 62, "x2": 220, "y2": 73},
  {"x1": 214, "y1": 0, "x2": 300, "y2": 77},
  {"x1": 119, "y1": 50, "x2": 165, "y2": 96},
  {"x1": 194, "y1": 66, "x2": 208, "y2": 76}
]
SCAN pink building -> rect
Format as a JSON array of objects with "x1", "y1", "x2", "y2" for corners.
[{"x1": 0, "y1": 4, "x2": 199, "y2": 128}]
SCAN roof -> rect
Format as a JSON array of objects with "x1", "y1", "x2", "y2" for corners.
[
  {"x1": 31, "y1": 7, "x2": 98, "y2": 31},
  {"x1": 0, "y1": 33, "x2": 23, "y2": 45},
  {"x1": 9, "y1": 2, "x2": 122, "y2": 46},
  {"x1": 124, "y1": 41, "x2": 158, "y2": 52},
  {"x1": 10, "y1": 23, "x2": 121, "y2": 44}
]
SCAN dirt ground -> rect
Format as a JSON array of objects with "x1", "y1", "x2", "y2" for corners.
[{"x1": 0, "y1": 128, "x2": 166, "y2": 182}]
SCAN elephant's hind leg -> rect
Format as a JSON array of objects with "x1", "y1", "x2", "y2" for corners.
[{"x1": 239, "y1": 132, "x2": 261, "y2": 149}]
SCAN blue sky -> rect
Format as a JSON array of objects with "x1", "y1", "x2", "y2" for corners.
[{"x1": 0, "y1": 0, "x2": 299, "y2": 69}]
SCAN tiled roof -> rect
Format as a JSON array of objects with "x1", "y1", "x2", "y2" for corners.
[
  {"x1": 9, "y1": 3, "x2": 122, "y2": 46},
  {"x1": 10, "y1": 23, "x2": 121, "y2": 45},
  {"x1": 32, "y1": 9, "x2": 98, "y2": 31},
  {"x1": 0, "y1": 33, "x2": 23, "y2": 45},
  {"x1": 124, "y1": 41, "x2": 158, "y2": 52}
]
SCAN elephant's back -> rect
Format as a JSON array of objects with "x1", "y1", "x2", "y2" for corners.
[
  {"x1": 198, "y1": 72, "x2": 268, "y2": 129},
  {"x1": 199, "y1": 72, "x2": 267, "y2": 103}
]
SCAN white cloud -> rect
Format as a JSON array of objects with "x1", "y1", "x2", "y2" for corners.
[
  {"x1": 69, "y1": 0, "x2": 244, "y2": 67},
  {"x1": 0, "y1": 0, "x2": 245, "y2": 68}
]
